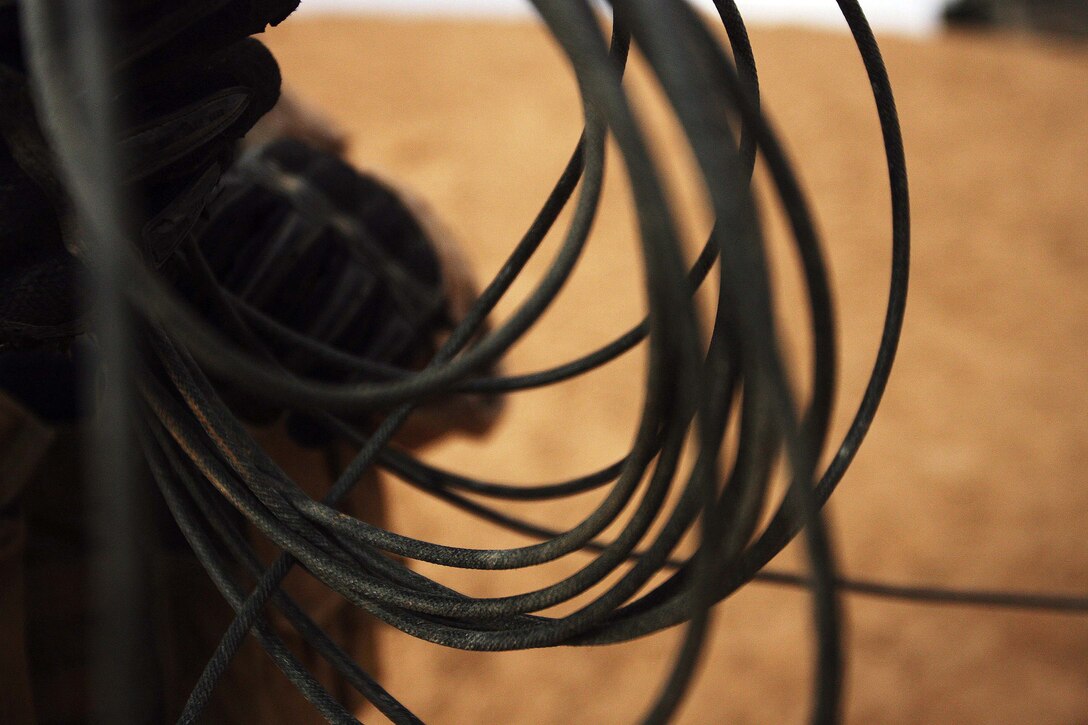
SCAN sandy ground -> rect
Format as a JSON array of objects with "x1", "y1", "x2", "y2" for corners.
[{"x1": 256, "y1": 17, "x2": 1088, "y2": 724}]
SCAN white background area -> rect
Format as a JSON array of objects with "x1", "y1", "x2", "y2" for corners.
[{"x1": 294, "y1": 0, "x2": 949, "y2": 35}]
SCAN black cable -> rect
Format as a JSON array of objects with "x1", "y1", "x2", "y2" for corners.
[
  {"x1": 363, "y1": 455, "x2": 1088, "y2": 614},
  {"x1": 25, "y1": 2, "x2": 1087, "y2": 725},
  {"x1": 19, "y1": 2, "x2": 159, "y2": 722},
  {"x1": 30, "y1": 3, "x2": 875, "y2": 722}
]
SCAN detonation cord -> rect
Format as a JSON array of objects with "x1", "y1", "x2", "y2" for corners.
[{"x1": 18, "y1": 2, "x2": 1088, "y2": 725}]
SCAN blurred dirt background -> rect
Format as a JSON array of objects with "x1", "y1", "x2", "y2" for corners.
[{"x1": 259, "y1": 16, "x2": 1088, "y2": 724}]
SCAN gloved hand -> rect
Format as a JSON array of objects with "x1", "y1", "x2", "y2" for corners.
[
  {"x1": 0, "y1": 0, "x2": 298, "y2": 414},
  {"x1": 192, "y1": 137, "x2": 503, "y2": 446}
]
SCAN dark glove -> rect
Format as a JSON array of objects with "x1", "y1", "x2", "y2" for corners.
[
  {"x1": 0, "y1": 0, "x2": 297, "y2": 415},
  {"x1": 190, "y1": 138, "x2": 452, "y2": 444}
]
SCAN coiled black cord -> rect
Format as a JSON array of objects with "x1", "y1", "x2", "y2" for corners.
[{"x1": 18, "y1": 1, "x2": 1088, "y2": 724}]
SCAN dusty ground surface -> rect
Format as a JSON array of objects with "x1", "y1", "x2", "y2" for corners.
[{"x1": 257, "y1": 16, "x2": 1088, "y2": 724}]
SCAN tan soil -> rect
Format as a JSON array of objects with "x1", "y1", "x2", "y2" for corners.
[{"x1": 258, "y1": 17, "x2": 1088, "y2": 725}]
